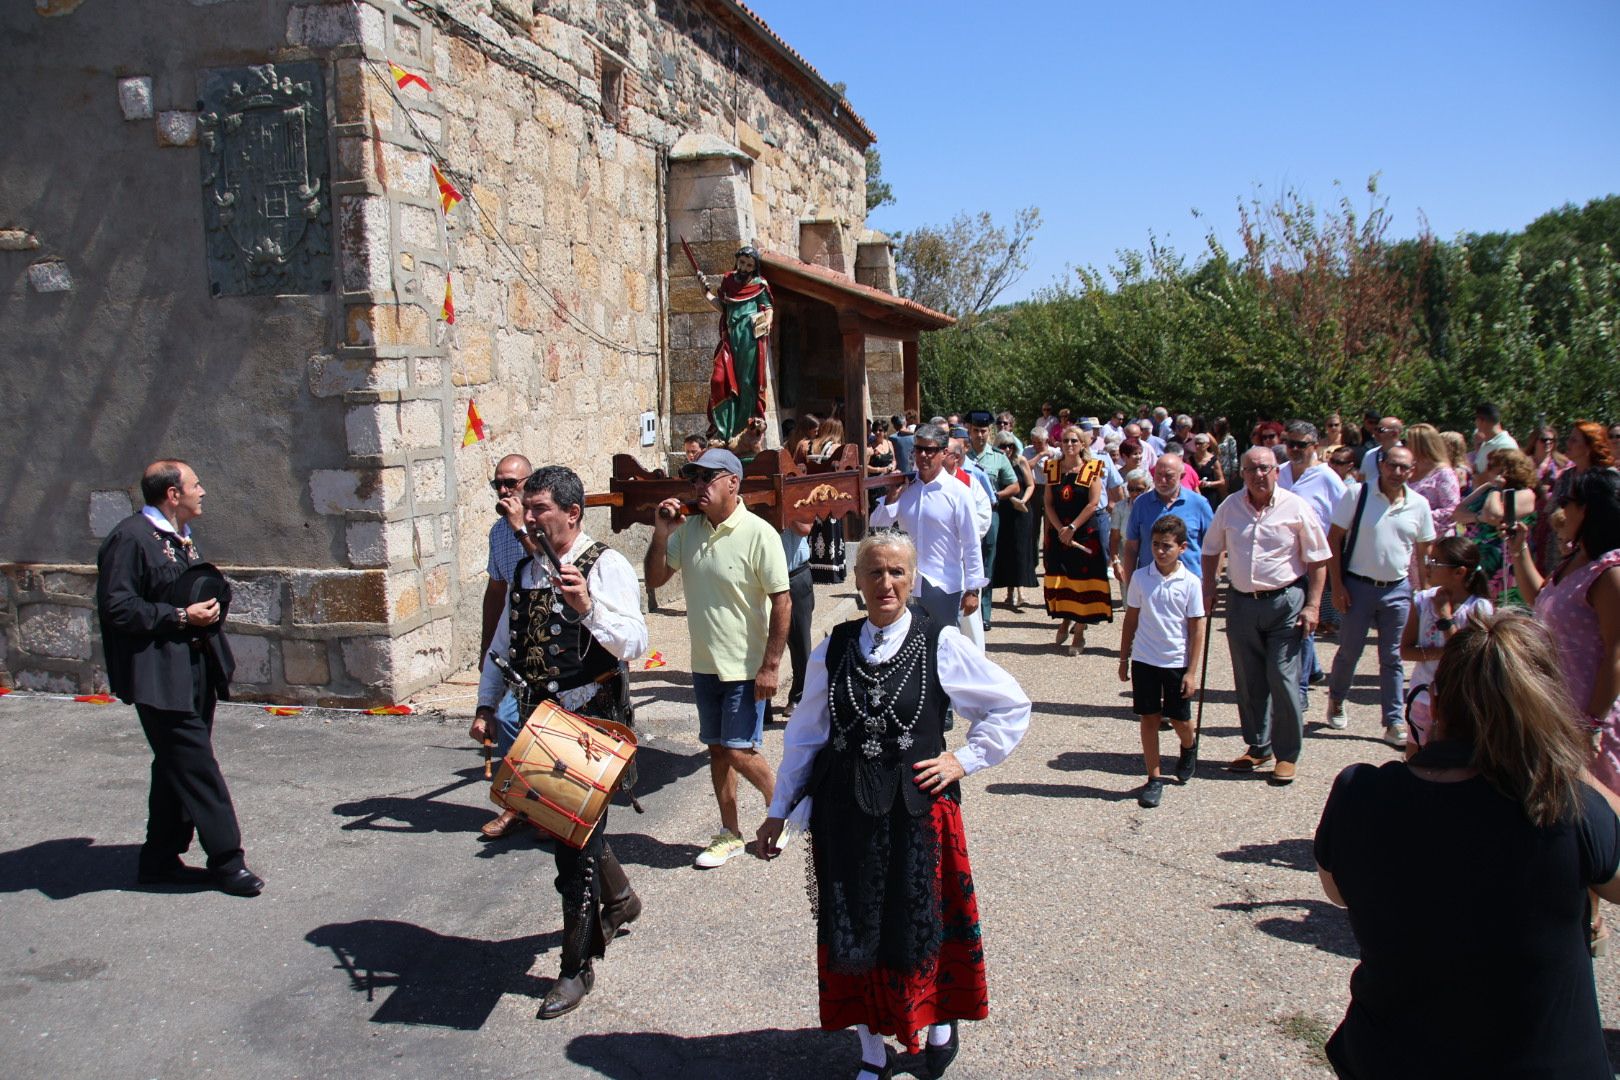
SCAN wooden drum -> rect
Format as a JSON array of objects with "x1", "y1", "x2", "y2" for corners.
[{"x1": 491, "y1": 699, "x2": 637, "y2": 848}]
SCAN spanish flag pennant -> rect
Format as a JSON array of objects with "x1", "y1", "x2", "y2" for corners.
[
  {"x1": 441, "y1": 277, "x2": 456, "y2": 324},
  {"x1": 389, "y1": 62, "x2": 432, "y2": 92},
  {"x1": 365, "y1": 704, "x2": 414, "y2": 715},
  {"x1": 642, "y1": 650, "x2": 667, "y2": 670},
  {"x1": 0, "y1": 687, "x2": 11, "y2": 697},
  {"x1": 463, "y1": 400, "x2": 486, "y2": 447},
  {"x1": 432, "y1": 163, "x2": 463, "y2": 215},
  {"x1": 264, "y1": 706, "x2": 304, "y2": 716},
  {"x1": 74, "y1": 694, "x2": 116, "y2": 705}
]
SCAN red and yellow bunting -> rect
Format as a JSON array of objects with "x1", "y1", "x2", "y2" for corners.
[
  {"x1": 264, "y1": 706, "x2": 304, "y2": 716},
  {"x1": 642, "y1": 650, "x2": 668, "y2": 670},
  {"x1": 432, "y1": 163, "x2": 463, "y2": 215},
  {"x1": 388, "y1": 62, "x2": 432, "y2": 92},
  {"x1": 441, "y1": 277, "x2": 456, "y2": 324},
  {"x1": 73, "y1": 694, "x2": 116, "y2": 705},
  {"x1": 365, "y1": 704, "x2": 414, "y2": 715},
  {"x1": 463, "y1": 400, "x2": 486, "y2": 447}
]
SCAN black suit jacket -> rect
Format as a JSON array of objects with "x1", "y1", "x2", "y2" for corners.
[{"x1": 96, "y1": 513, "x2": 235, "y2": 711}]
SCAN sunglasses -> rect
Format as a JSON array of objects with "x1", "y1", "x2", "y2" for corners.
[
  {"x1": 1330, "y1": 458, "x2": 1356, "y2": 467},
  {"x1": 1284, "y1": 439, "x2": 1314, "y2": 450},
  {"x1": 490, "y1": 476, "x2": 525, "y2": 492},
  {"x1": 914, "y1": 445, "x2": 943, "y2": 456},
  {"x1": 687, "y1": 469, "x2": 724, "y2": 485}
]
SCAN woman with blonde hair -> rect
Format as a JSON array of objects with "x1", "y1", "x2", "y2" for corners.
[
  {"x1": 1439, "y1": 429, "x2": 1472, "y2": 491},
  {"x1": 1316, "y1": 611, "x2": 1620, "y2": 1078}
]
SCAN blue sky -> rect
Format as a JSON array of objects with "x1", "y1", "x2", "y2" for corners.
[{"x1": 745, "y1": 0, "x2": 1620, "y2": 303}]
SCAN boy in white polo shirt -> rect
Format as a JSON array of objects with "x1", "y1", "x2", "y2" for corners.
[{"x1": 1118, "y1": 515, "x2": 1207, "y2": 808}]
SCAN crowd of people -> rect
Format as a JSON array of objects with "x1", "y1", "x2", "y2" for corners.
[{"x1": 95, "y1": 395, "x2": 1620, "y2": 1078}]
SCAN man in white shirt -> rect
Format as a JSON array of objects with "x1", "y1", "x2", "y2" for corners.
[
  {"x1": 1202, "y1": 448, "x2": 1330, "y2": 783},
  {"x1": 1472, "y1": 401, "x2": 1518, "y2": 473},
  {"x1": 1278, "y1": 420, "x2": 1345, "y2": 707},
  {"x1": 473, "y1": 466, "x2": 649, "y2": 1020},
  {"x1": 871, "y1": 423, "x2": 986, "y2": 633},
  {"x1": 1359, "y1": 416, "x2": 1404, "y2": 482},
  {"x1": 1326, "y1": 445, "x2": 1435, "y2": 747}
]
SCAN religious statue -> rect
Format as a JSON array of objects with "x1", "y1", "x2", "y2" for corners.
[{"x1": 694, "y1": 244, "x2": 774, "y2": 442}]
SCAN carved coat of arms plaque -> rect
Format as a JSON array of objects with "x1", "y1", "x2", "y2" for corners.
[{"x1": 198, "y1": 63, "x2": 333, "y2": 297}]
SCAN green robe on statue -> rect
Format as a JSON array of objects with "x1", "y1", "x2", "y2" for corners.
[{"x1": 707, "y1": 270, "x2": 773, "y2": 441}]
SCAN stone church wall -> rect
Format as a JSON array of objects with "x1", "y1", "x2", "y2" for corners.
[{"x1": 0, "y1": 0, "x2": 870, "y2": 703}]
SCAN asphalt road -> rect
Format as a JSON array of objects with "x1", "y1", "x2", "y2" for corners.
[{"x1": 3, "y1": 579, "x2": 1618, "y2": 1078}]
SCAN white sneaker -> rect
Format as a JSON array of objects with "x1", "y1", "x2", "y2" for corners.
[
  {"x1": 1327, "y1": 701, "x2": 1348, "y2": 730},
  {"x1": 694, "y1": 831, "x2": 745, "y2": 869},
  {"x1": 1384, "y1": 723, "x2": 1409, "y2": 748}
]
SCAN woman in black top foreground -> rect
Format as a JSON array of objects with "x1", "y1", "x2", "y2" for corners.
[{"x1": 1315, "y1": 611, "x2": 1620, "y2": 1078}]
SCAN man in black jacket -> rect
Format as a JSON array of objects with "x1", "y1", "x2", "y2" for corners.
[{"x1": 96, "y1": 460, "x2": 262, "y2": 896}]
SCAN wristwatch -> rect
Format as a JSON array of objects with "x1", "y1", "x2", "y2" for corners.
[
  {"x1": 176, "y1": 607, "x2": 189, "y2": 628},
  {"x1": 1435, "y1": 616, "x2": 1454, "y2": 632}
]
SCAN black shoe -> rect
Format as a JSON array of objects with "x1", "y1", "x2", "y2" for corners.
[
  {"x1": 212, "y1": 866, "x2": 265, "y2": 897},
  {"x1": 1136, "y1": 778, "x2": 1165, "y2": 808},
  {"x1": 1174, "y1": 744, "x2": 1198, "y2": 784},
  {"x1": 136, "y1": 860, "x2": 212, "y2": 886},
  {"x1": 924, "y1": 1022, "x2": 959, "y2": 1077},
  {"x1": 538, "y1": 968, "x2": 594, "y2": 1019}
]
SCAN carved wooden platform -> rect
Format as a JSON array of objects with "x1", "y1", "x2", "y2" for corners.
[{"x1": 589, "y1": 446, "x2": 898, "y2": 535}]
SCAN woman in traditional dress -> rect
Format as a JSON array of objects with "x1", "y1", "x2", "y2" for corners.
[
  {"x1": 809, "y1": 418, "x2": 849, "y2": 584},
  {"x1": 992, "y1": 433, "x2": 1038, "y2": 609},
  {"x1": 756, "y1": 533, "x2": 1030, "y2": 1080},
  {"x1": 1043, "y1": 425, "x2": 1113, "y2": 654}
]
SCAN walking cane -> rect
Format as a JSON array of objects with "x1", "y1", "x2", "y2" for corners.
[{"x1": 1192, "y1": 586, "x2": 1217, "y2": 749}]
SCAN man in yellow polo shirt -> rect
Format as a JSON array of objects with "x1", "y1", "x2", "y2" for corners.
[{"x1": 645, "y1": 448, "x2": 791, "y2": 868}]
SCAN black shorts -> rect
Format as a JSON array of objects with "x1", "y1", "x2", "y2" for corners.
[{"x1": 1131, "y1": 661, "x2": 1190, "y2": 722}]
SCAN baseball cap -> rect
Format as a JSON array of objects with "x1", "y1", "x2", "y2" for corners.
[{"x1": 680, "y1": 447, "x2": 743, "y2": 479}]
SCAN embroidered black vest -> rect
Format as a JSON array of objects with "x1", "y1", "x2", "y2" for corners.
[
  {"x1": 506, "y1": 544, "x2": 616, "y2": 700},
  {"x1": 815, "y1": 614, "x2": 953, "y2": 817}
]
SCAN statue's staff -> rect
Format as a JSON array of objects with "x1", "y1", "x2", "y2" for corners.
[{"x1": 679, "y1": 235, "x2": 710, "y2": 293}]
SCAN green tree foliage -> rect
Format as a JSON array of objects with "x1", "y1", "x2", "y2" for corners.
[
  {"x1": 916, "y1": 189, "x2": 1620, "y2": 435},
  {"x1": 865, "y1": 148, "x2": 895, "y2": 213},
  {"x1": 897, "y1": 207, "x2": 1042, "y2": 320}
]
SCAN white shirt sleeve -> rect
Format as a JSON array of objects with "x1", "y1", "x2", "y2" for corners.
[
  {"x1": 477, "y1": 602, "x2": 513, "y2": 710},
  {"x1": 960, "y1": 487, "x2": 989, "y2": 590},
  {"x1": 968, "y1": 480, "x2": 993, "y2": 539},
  {"x1": 870, "y1": 490, "x2": 902, "y2": 527},
  {"x1": 767, "y1": 635, "x2": 833, "y2": 818},
  {"x1": 938, "y1": 626, "x2": 1030, "y2": 774},
  {"x1": 581, "y1": 549, "x2": 650, "y2": 661}
]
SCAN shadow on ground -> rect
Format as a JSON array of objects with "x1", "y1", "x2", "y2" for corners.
[
  {"x1": 0, "y1": 837, "x2": 194, "y2": 899},
  {"x1": 305, "y1": 919, "x2": 558, "y2": 1029},
  {"x1": 566, "y1": 1027, "x2": 929, "y2": 1079},
  {"x1": 331, "y1": 766, "x2": 489, "y2": 833},
  {"x1": 1216, "y1": 837, "x2": 1317, "y2": 873},
  {"x1": 1215, "y1": 897, "x2": 1358, "y2": 958}
]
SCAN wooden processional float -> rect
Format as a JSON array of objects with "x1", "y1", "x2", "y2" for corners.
[{"x1": 585, "y1": 446, "x2": 903, "y2": 535}]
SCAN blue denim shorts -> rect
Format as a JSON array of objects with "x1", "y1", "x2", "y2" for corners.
[{"x1": 693, "y1": 672, "x2": 765, "y2": 749}]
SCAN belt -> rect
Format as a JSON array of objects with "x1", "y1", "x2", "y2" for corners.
[
  {"x1": 1346, "y1": 571, "x2": 1405, "y2": 588},
  {"x1": 1231, "y1": 578, "x2": 1302, "y2": 600},
  {"x1": 788, "y1": 563, "x2": 812, "y2": 577}
]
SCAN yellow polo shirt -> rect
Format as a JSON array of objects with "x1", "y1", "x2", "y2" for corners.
[{"x1": 665, "y1": 502, "x2": 790, "y2": 680}]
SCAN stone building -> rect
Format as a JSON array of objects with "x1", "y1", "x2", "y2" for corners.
[{"x1": 0, "y1": 0, "x2": 948, "y2": 705}]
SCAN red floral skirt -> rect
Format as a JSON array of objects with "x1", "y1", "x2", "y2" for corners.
[{"x1": 814, "y1": 797, "x2": 989, "y2": 1053}]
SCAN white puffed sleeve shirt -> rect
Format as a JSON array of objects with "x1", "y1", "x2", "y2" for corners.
[{"x1": 767, "y1": 609, "x2": 1030, "y2": 820}]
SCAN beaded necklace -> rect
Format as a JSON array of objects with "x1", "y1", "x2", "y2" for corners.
[{"x1": 830, "y1": 621, "x2": 929, "y2": 759}]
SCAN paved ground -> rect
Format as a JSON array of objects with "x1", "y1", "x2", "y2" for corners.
[{"x1": 4, "y1": 575, "x2": 1619, "y2": 1078}]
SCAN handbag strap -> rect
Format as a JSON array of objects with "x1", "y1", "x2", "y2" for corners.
[{"x1": 1340, "y1": 483, "x2": 1373, "y2": 572}]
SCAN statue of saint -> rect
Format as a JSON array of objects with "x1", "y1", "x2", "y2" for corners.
[{"x1": 700, "y1": 245, "x2": 774, "y2": 442}]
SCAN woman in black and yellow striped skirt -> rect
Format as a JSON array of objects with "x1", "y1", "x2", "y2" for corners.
[{"x1": 1043, "y1": 427, "x2": 1113, "y2": 653}]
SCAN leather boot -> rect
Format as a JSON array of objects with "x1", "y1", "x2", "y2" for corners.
[
  {"x1": 596, "y1": 843, "x2": 641, "y2": 952},
  {"x1": 538, "y1": 905, "x2": 595, "y2": 1020}
]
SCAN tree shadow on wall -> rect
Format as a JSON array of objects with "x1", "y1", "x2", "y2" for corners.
[{"x1": 305, "y1": 919, "x2": 558, "y2": 1029}]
